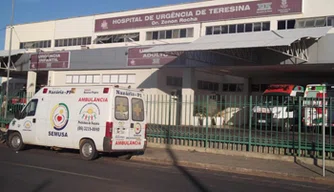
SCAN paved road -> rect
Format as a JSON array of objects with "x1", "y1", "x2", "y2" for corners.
[{"x1": 0, "y1": 144, "x2": 333, "y2": 192}]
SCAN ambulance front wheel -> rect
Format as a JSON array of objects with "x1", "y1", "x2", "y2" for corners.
[
  {"x1": 79, "y1": 139, "x2": 98, "y2": 161},
  {"x1": 8, "y1": 132, "x2": 25, "y2": 151}
]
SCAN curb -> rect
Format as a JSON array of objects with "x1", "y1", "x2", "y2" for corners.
[
  {"x1": 130, "y1": 155, "x2": 334, "y2": 186},
  {"x1": 147, "y1": 142, "x2": 334, "y2": 168}
]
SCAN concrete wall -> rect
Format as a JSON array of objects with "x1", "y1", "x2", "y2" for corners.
[
  {"x1": 47, "y1": 66, "x2": 252, "y2": 99},
  {"x1": 48, "y1": 68, "x2": 159, "y2": 94},
  {"x1": 5, "y1": 21, "x2": 56, "y2": 51},
  {"x1": 54, "y1": 16, "x2": 94, "y2": 40}
]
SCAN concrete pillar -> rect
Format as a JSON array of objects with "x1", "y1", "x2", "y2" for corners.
[
  {"x1": 47, "y1": 71, "x2": 55, "y2": 86},
  {"x1": 26, "y1": 71, "x2": 37, "y2": 98},
  {"x1": 149, "y1": 69, "x2": 159, "y2": 94},
  {"x1": 181, "y1": 68, "x2": 195, "y2": 125},
  {"x1": 146, "y1": 69, "x2": 160, "y2": 125},
  {"x1": 243, "y1": 78, "x2": 252, "y2": 122},
  {"x1": 243, "y1": 77, "x2": 252, "y2": 98}
]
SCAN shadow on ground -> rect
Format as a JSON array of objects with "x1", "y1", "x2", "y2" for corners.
[
  {"x1": 294, "y1": 156, "x2": 334, "y2": 177},
  {"x1": 163, "y1": 128, "x2": 210, "y2": 192},
  {"x1": 31, "y1": 179, "x2": 52, "y2": 192}
]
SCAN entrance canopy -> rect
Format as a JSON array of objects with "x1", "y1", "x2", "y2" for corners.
[
  {"x1": 0, "y1": 49, "x2": 26, "y2": 58},
  {"x1": 143, "y1": 27, "x2": 332, "y2": 63},
  {"x1": 0, "y1": 49, "x2": 26, "y2": 70}
]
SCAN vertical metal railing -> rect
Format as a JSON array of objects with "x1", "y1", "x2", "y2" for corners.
[
  {"x1": 298, "y1": 97, "x2": 302, "y2": 157},
  {"x1": 137, "y1": 94, "x2": 334, "y2": 159},
  {"x1": 248, "y1": 96, "x2": 252, "y2": 151}
]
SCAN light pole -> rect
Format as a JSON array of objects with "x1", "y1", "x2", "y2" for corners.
[{"x1": 4, "y1": 0, "x2": 15, "y2": 119}]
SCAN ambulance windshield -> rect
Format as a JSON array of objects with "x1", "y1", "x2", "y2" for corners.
[
  {"x1": 304, "y1": 91, "x2": 319, "y2": 98},
  {"x1": 262, "y1": 93, "x2": 290, "y2": 105},
  {"x1": 304, "y1": 85, "x2": 324, "y2": 98}
]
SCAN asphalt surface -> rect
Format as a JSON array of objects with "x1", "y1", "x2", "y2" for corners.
[{"x1": 0, "y1": 144, "x2": 333, "y2": 192}]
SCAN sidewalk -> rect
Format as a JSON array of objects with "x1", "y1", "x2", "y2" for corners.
[{"x1": 131, "y1": 145, "x2": 334, "y2": 185}]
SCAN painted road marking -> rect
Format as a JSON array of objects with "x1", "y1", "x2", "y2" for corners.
[{"x1": 0, "y1": 161, "x2": 119, "y2": 182}]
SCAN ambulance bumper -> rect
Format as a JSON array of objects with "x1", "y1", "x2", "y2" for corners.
[{"x1": 102, "y1": 137, "x2": 147, "y2": 153}]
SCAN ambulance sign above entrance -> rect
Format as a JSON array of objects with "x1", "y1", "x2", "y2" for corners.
[
  {"x1": 30, "y1": 51, "x2": 70, "y2": 70},
  {"x1": 95, "y1": 0, "x2": 302, "y2": 32},
  {"x1": 127, "y1": 47, "x2": 179, "y2": 67}
]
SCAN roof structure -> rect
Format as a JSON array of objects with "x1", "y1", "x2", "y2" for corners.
[{"x1": 143, "y1": 27, "x2": 332, "y2": 63}]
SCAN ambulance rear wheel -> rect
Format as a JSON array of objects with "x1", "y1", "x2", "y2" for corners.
[
  {"x1": 79, "y1": 139, "x2": 98, "y2": 161},
  {"x1": 8, "y1": 132, "x2": 25, "y2": 151}
]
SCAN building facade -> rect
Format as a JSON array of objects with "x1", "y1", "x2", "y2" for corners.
[{"x1": 2, "y1": 0, "x2": 334, "y2": 125}]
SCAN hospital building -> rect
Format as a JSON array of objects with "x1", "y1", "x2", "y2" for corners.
[{"x1": 1, "y1": 0, "x2": 334, "y2": 124}]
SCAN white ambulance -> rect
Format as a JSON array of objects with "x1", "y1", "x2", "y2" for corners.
[
  {"x1": 6, "y1": 85, "x2": 147, "y2": 160},
  {"x1": 252, "y1": 84, "x2": 304, "y2": 130},
  {"x1": 303, "y1": 84, "x2": 334, "y2": 128}
]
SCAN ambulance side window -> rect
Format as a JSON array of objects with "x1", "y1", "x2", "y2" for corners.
[
  {"x1": 115, "y1": 96, "x2": 129, "y2": 120},
  {"x1": 22, "y1": 99, "x2": 38, "y2": 118},
  {"x1": 132, "y1": 98, "x2": 144, "y2": 121}
]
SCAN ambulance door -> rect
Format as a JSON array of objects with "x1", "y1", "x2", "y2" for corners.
[
  {"x1": 17, "y1": 99, "x2": 39, "y2": 145},
  {"x1": 129, "y1": 96, "x2": 146, "y2": 150},
  {"x1": 113, "y1": 95, "x2": 132, "y2": 150},
  {"x1": 304, "y1": 85, "x2": 323, "y2": 126}
]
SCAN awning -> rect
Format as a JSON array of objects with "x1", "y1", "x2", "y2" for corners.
[
  {"x1": 0, "y1": 49, "x2": 26, "y2": 57},
  {"x1": 0, "y1": 49, "x2": 26, "y2": 70},
  {"x1": 143, "y1": 27, "x2": 332, "y2": 53}
]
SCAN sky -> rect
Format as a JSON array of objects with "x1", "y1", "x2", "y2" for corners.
[{"x1": 0, "y1": 0, "x2": 199, "y2": 50}]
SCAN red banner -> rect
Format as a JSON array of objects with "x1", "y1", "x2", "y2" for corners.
[
  {"x1": 127, "y1": 47, "x2": 178, "y2": 66},
  {"x1": 95, "y1": 0, "x2": 302, "y2": 32},
  {"x1": 30, "y1": 51, "x2": 70, "y2": 70}
]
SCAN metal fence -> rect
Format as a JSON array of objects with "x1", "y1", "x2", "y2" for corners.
[
  {"x1": 0, "y1": 92, "x2": 34, "y2": 126},
  {"x1": 146, "y1": 95, "x2": 334, "y2": 160},
  {"x1": 0, "y1": 92, "x2": 333, "y2": 160}
]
